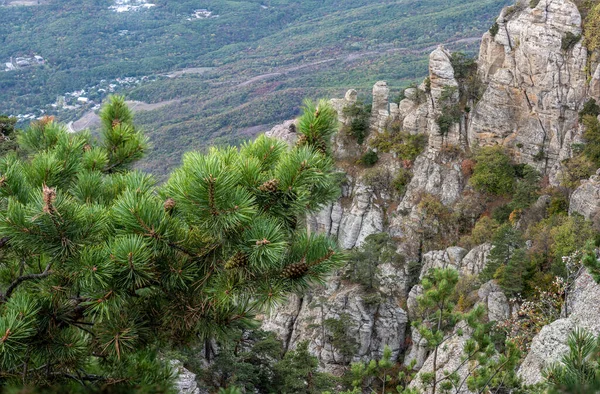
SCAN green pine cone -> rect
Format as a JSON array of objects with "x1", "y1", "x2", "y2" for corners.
[{"x1": 225, "y1": 252, "x2": 249, "y2": 269}]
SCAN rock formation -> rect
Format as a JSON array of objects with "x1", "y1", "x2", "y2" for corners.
[
  {"x1": 238, "y1": 0, "x2": 600, "y2": 392},
  {"x1": 518, "y1": 268, "x2": 600, "y2": 385}
]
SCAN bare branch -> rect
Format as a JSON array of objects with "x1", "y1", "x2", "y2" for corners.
[{"x1": 1, "y1": 262, "x2": 52, "y2": 302}]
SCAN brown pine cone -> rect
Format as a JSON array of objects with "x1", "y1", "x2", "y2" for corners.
[
  {"x1": 281, "y1": 262, "x2": 309, "y2": 279},
  {"x1": 259, "y1": 179, "x2": 279, "y2": 193},
  {"x1": 296, "y1": 134, "x2": 308, "y2": 147},
  {"x1": 164, "y1": 198, "x2": 176, "y2": 212}
]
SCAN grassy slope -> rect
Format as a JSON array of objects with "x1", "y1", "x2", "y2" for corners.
[{"x1": 0, "y1": 0, "x2": 510, "y2": 176}]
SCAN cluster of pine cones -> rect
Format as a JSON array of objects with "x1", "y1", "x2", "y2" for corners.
[{"x1": 296, "y1": 134, "x2": 328, "y2": 155}]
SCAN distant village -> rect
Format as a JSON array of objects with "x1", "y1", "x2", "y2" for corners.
[
  {"x1": 12, "y1": 75, "x2": 154, "y2": 123},
  {"x1": 4, "y1": 55, "x2": 45, "y2": 72},
  {"x1": 109, "y1": 0, "x2": 155, "y2": 13},
  {"x1": 187, "y1": 9, "x2": 219, "y2": 21}
]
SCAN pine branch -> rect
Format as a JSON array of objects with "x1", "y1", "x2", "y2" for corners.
[{"x1": 1, "y1": 262, "x2": 52, "y2": 301}]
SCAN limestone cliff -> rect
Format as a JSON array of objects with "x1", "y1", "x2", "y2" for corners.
[{"x1": 260, "y1": 0, "x2": 600, "y2": 387}]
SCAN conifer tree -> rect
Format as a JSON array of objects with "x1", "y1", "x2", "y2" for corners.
[{"x1": 0, "y1": 96, "x2": 344, "y2": 391}]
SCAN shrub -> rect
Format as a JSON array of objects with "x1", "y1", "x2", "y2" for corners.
[
  {"x1": 344, "y1": 233, "x2": 404, "y2": 290},
  {"x1": 584, "y1": 3, "x2": 600, "y2": 52},
  {"x1": 437, "y1": 112, "x2": 459, "y2": 136},
  {"x1": 393, "y1": 167, "x2": 413, "y2": 195},
  {"x1": 469, "y1": 146, "x2": 516, "y2": 195},
  {"x1": 370, "y1": 130, "x2": 427, "y2": 161},
  {"x1": 492, "y1": 203, "x2": 513, "y2": 223},
  {"x1": 559, "y1": 155, "x2": 595, "y2": 190},
  {"x1": 343, "y1": 101, "x2": 371, "y2": 145},
  {"x1": 561, "y1": 31, "x2": 582, "y2": 51},
  {"x1": 583, "y1": 114, "x2": 600, "y2": 167},
  {"x1": 363, "y1": 167, "x2": 393, "y2": 193},
  {"x1": 489, "y1": 21, "x2": 500, "y2": 37},
  {"x1": 360, "y1": 150, "x2": 379, "y2": 166},
  {"x1": 470, "y1": 216, "x2": 501, "y2": 246},
  {"x1": 461, "y1": 158, "x2": 476, "y2": 177},
  {"x1": 579, "y1": 98, "x2": 600, "y2": 121},
  {"x1": 529, "y1": 0, "x2": 541, "y2": 8},
  {"x1": 324, "y1": 314, "x2": 359, "y2": 361},
  {"x1": 548, "y1": 196, "x2": 569, "y2": 216},
  {"x1": 450, "y1": 52, "x2": 478, "y2": 82}
]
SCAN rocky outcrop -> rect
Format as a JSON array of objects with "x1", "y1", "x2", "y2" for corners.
[
  {"x1": 404, "y1": 243, "x2": 495, "y2": 369},
  {"x1": 265, "y1": 119, "x2": 298, "y2": 146},
  {"x1": 518, "y1": 269, "x2": 600, "y2": 385},
  {"x1": 569, "y1": 168, "x2": 600, "y2": 220},
  {"x1": 265, "y1": 0, "x2": 597, "y2": 382},
  {"x1": 408, "y1": 323, "x2": 473, "y2": 394},
  {"x1": 471, "y1": 0, "x2": 588, "y2": 183},
  {"x1": 172, "y1": 360, "x2": 204, "y2": 394},
  {"x1": 308, "y1": 180, "x2": 386, "y2": 250},
  {"x1": 262, "y1": 267, "x2": 408, "y2": 375}
]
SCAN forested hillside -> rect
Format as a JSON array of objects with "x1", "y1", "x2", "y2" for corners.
[{"x1": 0, "y1": 0, "x2": 509, "y2": 176}]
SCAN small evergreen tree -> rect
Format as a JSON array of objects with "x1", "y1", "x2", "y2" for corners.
[
  {"x1": 412, "y1": 268, "x2": 461, "y2": 394},
  {"x1": 0, "y1": 96, "x2": 345, "y2": 391},
  {"x1": 469, "y1": 146, "x2": 516, "y2": 196},
  {"x1": 480, "y1": 224, "x2": 524, "y2": 283},
  {"x1": 544, "y1": 328, "x2": 600, "y2": 393}
]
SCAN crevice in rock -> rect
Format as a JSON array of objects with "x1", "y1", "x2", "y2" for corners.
[{"x1": 283, "y1": 295, "x2": 304, "y2": 353}]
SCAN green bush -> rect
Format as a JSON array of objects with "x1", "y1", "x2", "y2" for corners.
[
  {"x1": 469, "y1": 146, "x2": 516, "y2": 195},
  {"x1": 360, "y1": 150, "x2": 379, "y2": 166},
  {"x1": 370, "y1": 130, "x2": 427, "y2": 161},
  {"x1": 489, "y1": 22, "x2": 500, "y2": 37},
  {"x1": 583, "y1": 115, "x2": 600, "y2": 167},
  {"x1": 561, "y1": 32, "x2": 582, "y2": 51},
  {"x1": 344, "y1": 233, "x2": 404, "y2": 290},
  {"x1": 529, "y1": 0, "x2": 541, "y2": 8},
  {"x1": 492, "y1": 204, "x2": 513, "y2": 223},
  {"x1": 584, "y1": 3, "x2": 600, "y2": 51},
  {"x1": 548, "y1": 196, "x2": 569, "y2": 216},
  {"x1": 343, "y1": 101, "x2": 371, "y2": 145},
  {"x1": 393, "y1": 167, "x2": 413, "y2": 195},
  {"x1": 579, "y1": 99, "x2": 600, "y2": 121}
]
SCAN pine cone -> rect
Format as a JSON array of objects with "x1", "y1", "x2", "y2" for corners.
[
  {"x1": 296, "y1": 134, "x2": 308, "y2": 147},
  {"x1": 225, "y1": 252, "x2": 248, "y2": 270},
  {"x1": 42, "y1": 184, "x2": 56, "y2": 214},
  {"x1": 281, "y1": 262, "x2": 309, "y2": 279},
  {"x1": 315, "y1": 137, "x2": 328, "y2": 154},
  {"x1": 164, "y1": 198, "x2": 176, "y2": 213},
  {"x1": 83, "y1": 144, "x2": 92, "y2": 152},
  {"x1": 259, "y1": 179, "x2": 279, "y2": 193}
]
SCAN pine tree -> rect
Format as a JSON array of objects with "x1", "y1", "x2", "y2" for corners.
[
  {"x1": 0, "y1": 96, "x2": 344, "y2": 391},
  {"x1": 480, "y1": 224, "x2": 524, "y2": 282},
  {"x1": 296, "y1": 99, "x2": 339, "y2": 155},
  {"x1": 412, "y1": 268, "x2": 461, "y2": 394},
  {"x1": 544, "y1": 328, "x2": 600, "y2": 393}
]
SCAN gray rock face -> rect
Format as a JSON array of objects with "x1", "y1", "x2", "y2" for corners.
[
  {"x1": 262, "y1": 269, "x2": 408, "y2": 374},
  {"x1": 264, "y1": 119, "x2": 298, "y2": 147},
  {"x1": 171, "y1": 360, "x2": 203, "y2": 394},
  {"x1": 519, "y1": 269, "x2": 600, "y2": 385},
  {"x1": 404, "y1": 244, "x2": 495, "y2": 370},
  {"x1": 418, "y1": 244, "x2": 490, "y2": 280},
  {"x1": 569, "y1": 169, "x2": 600, "y2": 220},
  {"x1": 478, "y1": 281, "x2": 510, "y2": 322},
  {"x1": 308, "y1": 180, "x2": 385, "y2": 250},
  {"x1": 471, "y1": 0, "x2": 588, "y2": 183},
  {"x1": 408, "y1": 323, "x2": 473, "y2": 394},
  {"x1": 371, "y1": 81, "x2": 391, "y2": 133}
]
